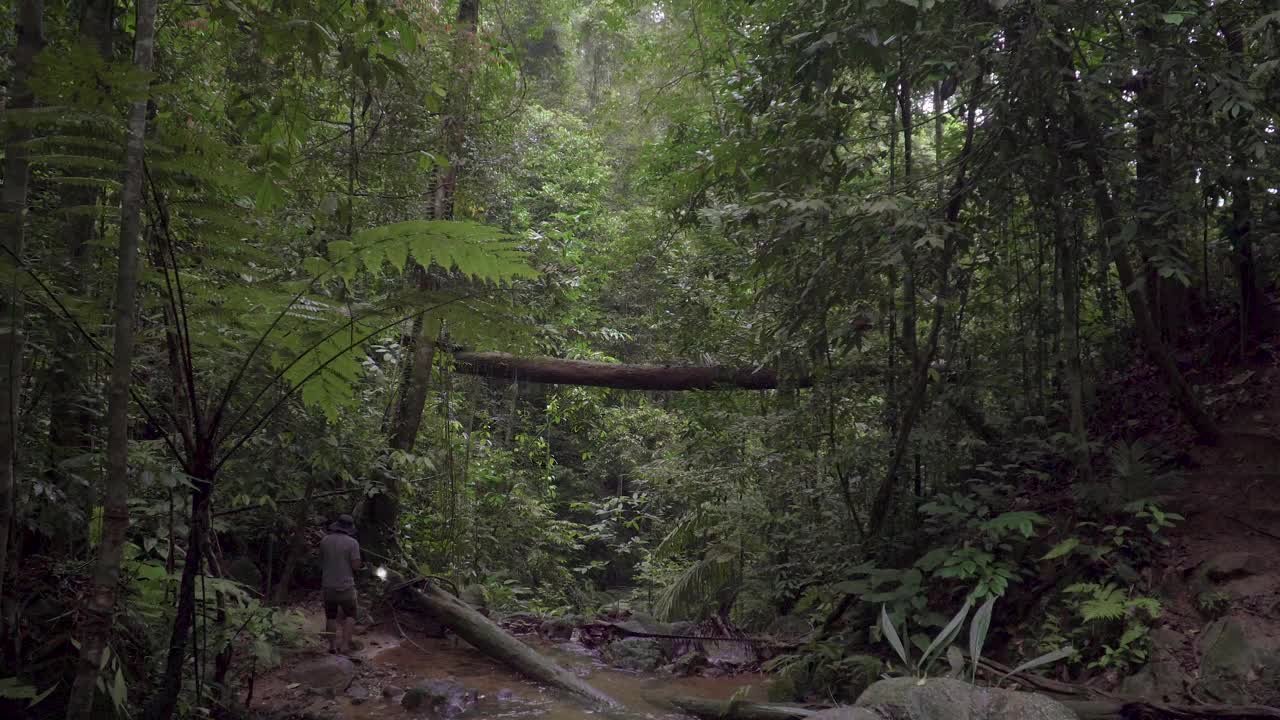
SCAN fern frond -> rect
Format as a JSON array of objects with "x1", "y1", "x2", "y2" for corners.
[
  {"x1": 348, "y1": 219, "x2": 537, "y2": 284},
  {"x1": 654, "y1": 510, "x2": 713, "y2": 559},
  {"x1": 654, "y1": 547, "x2": 738, "y2": 621}
]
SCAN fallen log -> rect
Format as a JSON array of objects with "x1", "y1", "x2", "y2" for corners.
[
  {"x1": 661, "y1": 694, "x2": 818, "y2": 720},
  {"x1": 452, "y1": 351, "x2": 806, "y2": 391},
  {"x1": 397, "y1": 580, "x2": 618, "y2": 708}
]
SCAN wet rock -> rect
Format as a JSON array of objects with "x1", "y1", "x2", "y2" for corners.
[
  {"x1": 809, "y1": 708, "x2": 883, "y2": 720},
  {"x1": 855, "y1": 677, "x2": 1076, "y2": 720},
  {"x1": 346, "y1": 684, "x2": 371, "y2": 704},
  {"x1": 401, "y1": 678, "x2": 479, "y2": 716},
  {"x1": 286, "y1": 655, "x2": 354, "y2": 692},
  {"x1": 1120, "y1": 627, "x2": 1188, "y2": 702},
  {"x1": 601, "y1": 637, "x2": 666, "y2": 671},
  {"x1": 382, "y1": 684, "x2": 405, "y2": 700},
  {"x1": 668, "y1": 652, "x2": 709, "y2": 677},
  {"x1": 1194, "y1": 552, "x2": 1267, "y2": 590},
  {"x1": 1197, "y1": 616, "x2": 1280, "y2": 704},
  {"x1": 496, "y1": 688, "x2": 516, "y2": 702},
  {"x1": 539, "y1": 616, "x2": 579, "y2": 641},
  {"x1": 766, "y1": 615, "x2": 813, "y2": 643}
]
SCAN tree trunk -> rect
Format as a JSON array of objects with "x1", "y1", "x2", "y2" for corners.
[
  {"x1": 48, "y1": 0, "x2": 114, "y2": 553},
  {"x1": 399, "y1": 580, "x2": 618, "y2": 707},
  {"x1": 1061, "y1": 61, "x2": 1220, "y2": 443},
  {"x1": 65, "y1": 1, "x2": 157, "y2": 716},
  {"x1": 451, "y1": 351, "x2": 799, "y2": 390},
  {"x1": 375, "y1": 0, "x2": 481, "y2": 545},
  {"x1": 867, "y1": 76, "x2": 982, "y2": 536},
  {"x1": 0, "y1": 0, "x2": 44, "y2": 612},
  {"x1": 1221, "y1": 17, "x2": 1272, "y2": 341},
  {"x1": 146, "y1": 475, "x2": 213, "y2": 720}
]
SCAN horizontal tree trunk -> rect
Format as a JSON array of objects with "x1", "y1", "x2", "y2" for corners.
[
  {"x1": 451, "y1": 351, "x2": 801, "y2": 391},
  {"x1": 398, "y1": 580, "x2": 618, "y2": 707}
]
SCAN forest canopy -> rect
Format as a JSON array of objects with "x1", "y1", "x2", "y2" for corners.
[{"x1": 2, "y1": 0, "x2": 1280, "y2": 717}]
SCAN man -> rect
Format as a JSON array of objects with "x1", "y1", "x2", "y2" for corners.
[{"x1": 319, "y1": 514, "x2": 362, "y2": 654}]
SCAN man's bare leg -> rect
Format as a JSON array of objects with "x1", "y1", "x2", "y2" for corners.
[
  {"x1": 325, "y1": 617, "x2": 338, "y2": 653},
  {"x1": 342, "y1": 616, "x2": 356, "y2": 654}
]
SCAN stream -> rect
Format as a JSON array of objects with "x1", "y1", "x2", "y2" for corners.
[{"x1": 250, "y1": 606, "x2": 773, "y2": 720}]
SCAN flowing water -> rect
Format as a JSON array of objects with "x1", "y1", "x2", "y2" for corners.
[{"x1": 251, "y1": 609, "x2": 772, "y2": 720}]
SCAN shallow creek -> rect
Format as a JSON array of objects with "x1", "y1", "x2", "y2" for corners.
[{"x1": 249, "y1": 608, "x2": 772, "y2": 720}]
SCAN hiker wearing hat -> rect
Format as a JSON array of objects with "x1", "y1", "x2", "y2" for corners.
[{"x1": 320, "y1": 514, "x2": 362, "y2": 654}]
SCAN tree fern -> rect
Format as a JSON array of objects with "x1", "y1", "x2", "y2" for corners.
[{"x1": 654, "y1": 546, "x2": 739, "y2": 621}]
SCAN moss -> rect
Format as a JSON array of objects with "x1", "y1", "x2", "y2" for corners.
[{"x1": 1195, "y1": 591, "x2": 1233, "y2": 620}]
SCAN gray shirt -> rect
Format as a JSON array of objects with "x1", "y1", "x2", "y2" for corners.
[{"x1": 319, "y1": 532, "x2": 361, "y2": 591}]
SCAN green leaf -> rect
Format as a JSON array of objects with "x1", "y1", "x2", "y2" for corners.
[
  {"x1": 1040, "y1": 538, "x2": 1080, "y2": 560},
  {"x1": 1003, "y1": 646, "x2": 1076, "y2": 680},
  {"x1": 919, "y1": 597, "x2": 972, "y2": 673},
  {"x1": 880, "y1": 606, "x2": 910, "y2": 667},
  {"x1": 969, "y1": 596, "x2": 995, "y2": 682}
]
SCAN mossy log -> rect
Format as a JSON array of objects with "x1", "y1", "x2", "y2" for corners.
[{"x1": 397, "y1": 580, "x2": 618, "y2": 707}]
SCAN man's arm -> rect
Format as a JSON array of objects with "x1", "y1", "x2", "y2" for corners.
[{"x1": 350, "y1": 541, "x2": 362, "y2": 572}]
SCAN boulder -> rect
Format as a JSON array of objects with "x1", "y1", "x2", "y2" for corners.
[
  {"x1": 286, "y1": 655, "x2": 354, "y2": 692},
  {"x1": 1119, "y1": 627, "x2": 1189, "y2": 702},
  {"x1": 539, "y1": 616, "x2": 579, "y2": 641},
  {"x1": 1193, "y1": 552, "x2": 1267, "y2": 591},
  {"x1": 766, "y1": 615, "x2": 814, "y2": 643},
  {"x1": 855, "y1": 677, "x2": 1077, "y2": 720},
  {"x1": 602, "y1": 637, "x2": 667, "y2": 671},
  {"x1": 809, "y1": 709, "x2": 883, "y2": 720},
  {"x1": 401, "y1": 678, "x2": 479, "y2": 716},
  {"x1": 1197, "y1": 616, "x2": 1280, "y2": 704},
  {"x1": 668, "y1": 652, "x2": 709, "y2": 677}
]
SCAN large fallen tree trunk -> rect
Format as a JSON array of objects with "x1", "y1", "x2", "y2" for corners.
[
  {"x1": 452, "y1": 351, "x2": 805, "y2": 391},
  {"x1": 661, "y1": 695, "x2": 819, "y2": 720},
  {"x1": 398, "y1": 580, "x2": 618, "y2": 707}
]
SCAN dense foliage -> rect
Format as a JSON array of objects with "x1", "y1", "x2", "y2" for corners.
[{"x1": 1, "y1": 0, "x2": 1277, "y2": 716}]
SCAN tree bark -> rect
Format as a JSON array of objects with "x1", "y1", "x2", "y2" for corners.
[
  {"x1": 0, "y1": 0, "x2": 44, "y2": 613},
  {"x1": 65, "y1": 0, "x2": 157, "y2": 716},
  {"x1": 48, "y1": 0, "x2": 114, "y2": 553},
  {"x1": 374, "y1": 0, "x2": 482, "y2": 546},
  {"x1": 399, "y1": 580, "x2": 618, "y2": 707},
  {"x1": 1221, "y1": 16, "x2": 1273, "y2": 341},
  {"x1": 451, "y1": 351, "x2": 799, "y2": 391},
  {"x1": 867, "y1": 74, "x2": 983, "y2": 536}
]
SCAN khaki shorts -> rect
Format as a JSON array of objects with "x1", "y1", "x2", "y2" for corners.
[{"x1": 323, "y1": 587, "x2": 358, "y2": 620}]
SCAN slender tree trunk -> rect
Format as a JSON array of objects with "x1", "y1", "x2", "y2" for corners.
[
  {"x1": 868, "y1": 78, "x2": 982, "y2": 535},
  {"x1": 0, "y1": 0, "x2": 44, "y2": 612},
  {"x1": 1221, "y1": 17, "x2": 1271, "y2": 340},
  {"x1": 49, "y1": 0, "x2": 115, "y2": 553},
  {"x1": 65, "y1": 1, "x2": 157, "y2": 716},
  {"x1": 375, "y1": 0, "x2": 481, "y2": 543},
  {"x1": 147, "y1": 474, "x2": 213, "y2": 720},
  {"x1": 1061, "y1": 59, "x2": 1220, "y2": 443}
]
